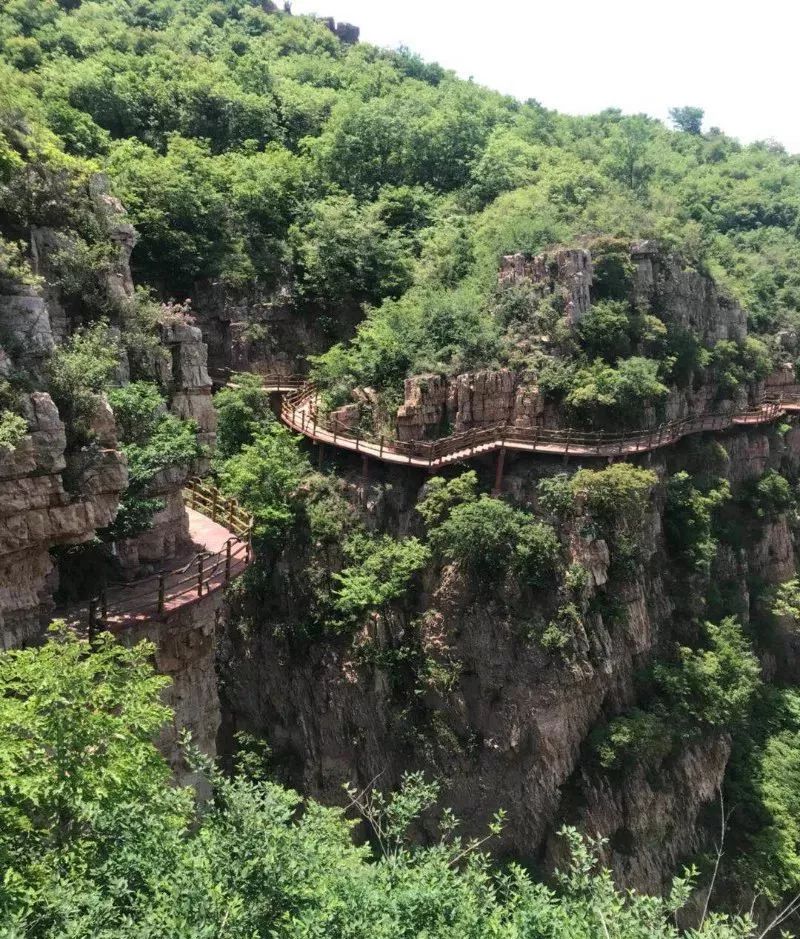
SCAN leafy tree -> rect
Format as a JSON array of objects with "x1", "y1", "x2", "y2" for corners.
[
  {"x1": 669, "y1": 106, "x2": 704, "y2": 135},
  {"x1": 417, "y1": 471, "x2": 478, "y2": 529},
  {"x1": 664, "y1": 471, "x2": 731, "y2": 571},
  {"x1": 0, "y1": 629, "x2": 757, "y2": 938},
  {"x1": 0, "y1": 410, "x2": 27, "y2": 451},
  {"x1": 654, "y1": 617, "x2": 761, "y2": 731},
  {"x1": 213, "y1": 371, "x2": 276, "y2": 460},
  {"x1": 47, "y1": 324, "x2": 120, "y2": 443},
  {"x1": 105, "y1": 382, "x2": 202, "y2": 540},
  {"x1": 331, "y1": 533, "x2": 431, "y2": 628},
  {"x1": 217, "y1": 422, "x2": 309, "y2": 545}
]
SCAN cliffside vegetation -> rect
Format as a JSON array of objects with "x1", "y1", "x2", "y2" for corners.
[
  {"x1": 0, "y1": 629, "x2": 756, "y2": 938},
  {"x1": 5, "y1": 0, "x2": 800, "y2": 932}
]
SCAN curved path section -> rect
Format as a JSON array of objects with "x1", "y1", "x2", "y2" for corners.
[
  {"x1": 80, "y1": 479, "x2": 253, "y2": 632},
  {"x1": 273, "y1": 379, "x2": 800, "y2": 468}
]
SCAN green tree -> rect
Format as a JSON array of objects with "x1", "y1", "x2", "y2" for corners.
[{"x1": 669, "y1": 106, "x2": 704, "y2": 135}]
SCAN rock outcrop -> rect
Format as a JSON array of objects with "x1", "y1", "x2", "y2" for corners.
[
  {"x1": 499, "y1": 248, "x2": 593, "y2": 324},
  {"x1": 395, "y1": 244, "x2": 765, "y2": 440},
  {"x1": 219, "y1": 414, "x2": 800, "y2": 896},
  {"x1": 0, "y1": 392, "x2": 127, "y2": 648}
]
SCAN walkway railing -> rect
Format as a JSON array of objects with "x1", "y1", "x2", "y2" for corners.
[
  {"x1": 270, "y1": 379, "x2": 799, "y2": 468},
  {"x1": 84, "y1": 478, "x2": 253, "y2": 633}
]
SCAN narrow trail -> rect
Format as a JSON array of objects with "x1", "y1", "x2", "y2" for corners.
[
  {"x1": 265, "y1": 377, "x2": 800, "y2": 468},
  {"x1": 72, "y1": 479, "x2": 253, "y2": 631}
]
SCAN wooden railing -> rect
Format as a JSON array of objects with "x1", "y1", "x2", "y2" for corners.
[
  {"x1": 83, "y1": 478, "x2": 253, "y2": 634},
  {"x1": 184, "y1": 477, "x2": 253, "y2": 541},
  {"x1": 274, "y1": 380, "x2": 795, "y2": 467}
]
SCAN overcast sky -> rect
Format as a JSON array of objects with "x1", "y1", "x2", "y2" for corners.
[{"x1": 290, "y1": 0, "x2": 800, "y2": 153}]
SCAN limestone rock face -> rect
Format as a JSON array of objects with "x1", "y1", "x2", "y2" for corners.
[
  {"x1": 632, "y1": 241, "x2": 747, "y2": 344},
  {"x1": 0, "y1": 294, "x2": 54, "y2": 364},
  {"x1": 116, "y1": 322, "x2": 216, "y2": 576},
  {"x1": 499, "y1": 248, "x2": 593, "y2": 323},
  {"x1": 0, "y1": 393, "x2": 127, "y2": 647}
]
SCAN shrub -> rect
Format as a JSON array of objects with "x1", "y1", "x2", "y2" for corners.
[
  {"x1": 417, "y1": 471, "x2": 478, "y2": 529},
  {"x1": 331, "y1": 533, "x2": 431, "y2": 628},
  {"x1": 213, "y1": 372, "x2": 275, "y2": 460},
  {"x1": 654, "y1": 617, "x2": 761, "y2": 731},
  {"x1": 106, "y1": 381, "x2": 165, "y2": 444},
  {"x1": 664, "y1": 471, "x2": 730, "y2": 571},
  {"x1": 217, "y1": 423, "x2": 309, "y2": 545},
  {"x1": 513, "y1": 521, "x2": 561, "y2": 587},
  {"x1": 429, "y1": 495, "x2": 524, "y2": 576},
  {"x1": 745, "y1": 468, "x2": 795, "y2": 519},
  {"x1": 593, "y1": 709, "x2": 672, "y2": 769},
  {"x1": 577, "y1": 299, "x2": 635, "y2": 362},
  {"x1": 103, "y1": 382, "x2": 201, "y2": 540},
  {"x1": 0, "y1": 410, "x2": 27, "y2": 451},
  {"x1": 47, "y1": 324, "x2": 120, "y2": 442},
  {"x1": 571, "y1": 463, "x2": 656, "y2": 533},
  {"x1": 566, "y1": 356, "x2": 668, "y2": 428},
  {"x1": 537, "y1": 473, "x2": 575, "y2": 518}
]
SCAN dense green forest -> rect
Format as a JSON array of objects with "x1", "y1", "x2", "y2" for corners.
[
  {"x1": 4, "y1": 0, "x2": 800, "y2": 422},
  {"x1": 4, "y1": 1, "x2": 800, "y2": 935}
]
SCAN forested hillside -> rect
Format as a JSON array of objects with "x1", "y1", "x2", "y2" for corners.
[{"x1": 4, "y1": 1, "x2": 800, "y2": 937}]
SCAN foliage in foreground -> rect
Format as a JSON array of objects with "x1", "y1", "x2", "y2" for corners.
[{"x1": 0, "y1": 628, "x2": 755, "y2": 938}]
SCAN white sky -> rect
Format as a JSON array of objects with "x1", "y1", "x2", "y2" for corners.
[{"x1": 290, "y1": 0, "x2": 800, "y2": 154}]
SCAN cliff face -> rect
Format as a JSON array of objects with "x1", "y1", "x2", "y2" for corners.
[
  {"x1": 219, "y1": 417, "x2": 800, "y2": 895},
  {"x1": 394, "y1": 244, "x2": 756, "y2": 442},
  {"x1": 0, "y1": 391, "x2": 126, "y2": 648}
]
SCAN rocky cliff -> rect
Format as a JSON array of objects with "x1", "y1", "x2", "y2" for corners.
[
  {"x1": 218, "y1": 414, "x2": 800, "y2": 895},
  {"x1": 391, "y1": 243, "x2": 757, "y2": 442}
]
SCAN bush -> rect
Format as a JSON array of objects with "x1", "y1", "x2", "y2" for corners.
[
  {"x1": 417, "y1": 471, "x2": 478, "y2": 529},
  {"x1": 513, "y1": 521, "x2": 561, "y2": 587},
  {"x1": 105, "y1": 383, "x2": 202, "y2": 540},
  {"x1": 571, "y1": 463, "x2": 656, "y2": 533},
  {"x1": 0, "y1": 410, "x2": 27, "y2": 451},
  {"x1": 106, "y1": 381, "x2": 165, "y2": 444},
  {"x1": 213, "y1": 372, "x2": 275, "y2": 460},
  {"x1": 664, "y1": 471, "x2": 730, "y2": 571},
  {"x1": 654, "y1": 617, "x2": 761, "y2": 731},
  {"x1": 566, "y1": 356, "x2": 668, "y2": 428},
  {"x1": 47, "y1": 324, "x2": 120, "y2": 442},
  {"x1": 217, "y1": 423, "x2": 309, "y2": 545},
  {"x1": 577, "y1": 299, "x2": 636, "y2": 362},
  {"x1": 331, "y1": 533, "x2": 431, "y2": 628},
  {"x1": 429, "y1": 495, "x2": 525, "y2": 577},
  {"x1": 745, "y1": 468, "x2": 795, "y2": 520},
  {"x1": 593, "y1": 709, "x2": 672, "y2": 769}
]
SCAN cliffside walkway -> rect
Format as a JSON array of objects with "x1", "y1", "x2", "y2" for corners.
[
  {"x1": 261, "y1": 377, "x2": 800, "y2": 469},
  {"x1": 81, "y1": 478, "x2": 253, "y2": 633}
]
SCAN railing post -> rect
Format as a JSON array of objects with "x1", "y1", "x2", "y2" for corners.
[
  {"x1": 225, "y1": 540, "x2": 232, "y2": 584},
  {"x1": 158, "y1": 574, "x2": 165, "y2": 615},
  {"x1": 246, "y1": 524, "x2": 252, "y2": 563},
  {"x1": 100, "y1": 590, "x2": 107, "y2": 622},
  {"x1": 211, "y1": 487, "x2": 218, "y2": 522},
  {"x1": 379, "y1": 434, "x2": 384, "y2": 458},
  {"x1": 197, "y1": 555, "x2": 204, "y2": 597},
  {"x1": 228, "y1": 498, "x2": 234, "y2": 528},
  {"x1": 190, "y1": 482, "x2": 197, "y2": 510}
]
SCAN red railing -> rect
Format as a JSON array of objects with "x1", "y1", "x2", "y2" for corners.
[
  {"x1": 274, "y1": 380, "x2": 794, "y2": 467},
  {"x1": 82, "y1": 479, "x2": 253, "y2": 633}
]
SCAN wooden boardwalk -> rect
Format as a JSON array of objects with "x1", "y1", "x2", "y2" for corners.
[
  {"x1": 77, "y1": 479, "x2": 253, "y2": 632},
  {"x1": 273, "y1": 379, "x2": 800, "y2": 469}
]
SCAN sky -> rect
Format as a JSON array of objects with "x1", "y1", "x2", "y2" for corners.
[{"x1": 290, "y1": 0, "x2": 800, "y2": 153}]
